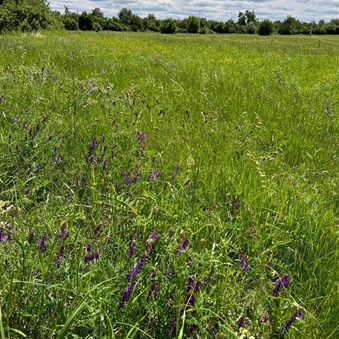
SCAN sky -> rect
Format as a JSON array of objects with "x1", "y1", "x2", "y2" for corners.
[{"x1": 48, "y1": 0, "x2": 339, "y2": 23}]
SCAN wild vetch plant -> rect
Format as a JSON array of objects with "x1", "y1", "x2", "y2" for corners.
[{"x1": 1, "y1": 32, "x2": 338, "y2": 338}]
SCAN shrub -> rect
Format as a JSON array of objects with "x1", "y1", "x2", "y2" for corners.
[
  {"x1": 258, "y1": 19, "x2": 274, "y2": 35},
  {"x1": 160, "y1": 18, "x2": 176, "y2": 34}
]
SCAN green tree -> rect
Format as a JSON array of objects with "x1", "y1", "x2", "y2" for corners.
[
  {"x1": 187, "y1": 16, "x2": 199, "y2": 33},
  {"x1": 258, "y1": 19, "x2": 274, "y2": 35},
  {"x1": 0, "y1": 0, "x2": 55, "y2": 31},
  {"x1": 118, "y1": 8, "x2": 133, "y2": 26},
  {"x1": 78, "y1": 11, "x2": 93, "y2": 31},
  {"x1": 160, "y1": 18, "x2": 176, "y2": 34}
]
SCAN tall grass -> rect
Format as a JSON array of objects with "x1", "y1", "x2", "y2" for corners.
[{"x1": 0, "y1": 31, "x2": 338, "y2": 338}]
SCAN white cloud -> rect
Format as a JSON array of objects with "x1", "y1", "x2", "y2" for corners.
[{"x1": 49, "y1": 0, "x2": 339, "y2": 22}]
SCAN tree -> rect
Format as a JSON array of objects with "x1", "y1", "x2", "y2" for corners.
[
  {"x1": 0, "y1": 0, "x2": 55, "y2": 32},
  {"x1": 78, "y1": 11, "x2": 93, "y2": 31},
  {"x1": 186, "y1": 16, "x2": 199, "y2": 33},
  {"x1": 258, "y1": 19, "x2": 274, "y2": 35},
  {"x1": 238, "y1": 12, "x2": 246, "y2": 25},
  {"x1": 118, "y1": 8, "x2": 133, "y2": 26},
  {"x1": 245, "y1": 10, "x2": 256, "y2": 24},
  {"x1": 278, "y1": 16, "x2": 301, "y2": 35},
  {"x1": 160, "y1": 18, "x2": 176, "y2": 34}
]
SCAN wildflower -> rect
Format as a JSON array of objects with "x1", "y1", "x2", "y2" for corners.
[
  {"x1": 102, "y1": 159, "x2": 107, "y2": 170},
  {"x1": 175, "y1": 238, "x2": 189, "y2": 255},
  {"x1": 146, "y1": 282, "x2": 158, "y2": 301},
  {"x1": 84, "y1": 252, "x2": 99, "y2": 263},
  {"x1": 238, "y1": 250, "x2": 249, "y2": 272},
  {"x1": 238, "y1": 314, "x2": 245, "y2": 329},
  {"x1": 166, "y1": 269, "x2": 173, "y2": 278},
  {"x1": 187, "y1": 257, "x2": 193, "y2": 267},
  {"x1": 28, "y1": 231, "x2": 35, "y2": 243},
  {"x1": 150, "y1": 170, "x2": 161, "y2": 182},
  {"x1": 126, "y1": 254, "x2": 147, "y2": 280},
  {"x1": 137, "y1": 133, "x2": 146, "y2": 144},
  {"x1": 132, "y1": 170, "x2": 140, "y2": 184},
  {"x1": 37, "y1": 234, "x2": 48, "y2": 253},
  {"x1": 89, "y1": 137, "x2": 97, "y2": 152},
  {"x1": 58, "y1": 224, "x2": 70, "y2": 242},
  {"x1": 86, "y1": 244, "x2": 92, "y2": 252},
  {"x1": 128, "y1": 233, "x2": 137, "y2": 258},
  {"x1": 146, "y1": 230, "x2": 159, "y2": 255},
  {"x1": 94, "y1": 224, "x2": 102, "y2": 235},
  {"x1": 54, "y1": 154, "x2": 62, "y2": 165},
  {"x1": 35, "y1": 124, "x2": 40, "y2": 134},
  {"x1": 56, "y1": 248, "x2": 63, "y2": 263},
  {"x1": 119, "y1": 281, "x2": 134, "y2": 309},
  {"x1": 280, "y1": 310, "x2": 304, "y2": 338},
  {"x1": 273, "y1": 274, "x2": 289, "y2": 297}
]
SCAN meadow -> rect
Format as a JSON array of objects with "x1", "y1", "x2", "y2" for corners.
[{"x1": 0, "y1": 31, "x2": 339, "y2": 338}]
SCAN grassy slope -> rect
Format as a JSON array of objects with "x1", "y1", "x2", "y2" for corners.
[{"x1": 0, "y1": 31, "x2": 339, "y2": 338}]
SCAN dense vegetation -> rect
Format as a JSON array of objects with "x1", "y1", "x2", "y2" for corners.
[
  {"x1": 0, "y1": 31, "x2": 338, "y2": 338},
  {"x1": 0, "y1": 0, "x2": 339, "y2": 34}
]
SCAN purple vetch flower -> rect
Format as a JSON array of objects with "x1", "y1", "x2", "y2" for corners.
[
  {"x1": 132, "y1": 170, "x2": 140, "y2": 184},
  {"x1": 128, "y1": 233, "x2": 137, "y2": 258},
  {"x1": 84, "y1": 252, "x2": 99, "y2": 263},
  {"x1": 146, "y1": 230, "x2": 159, "y2": 255},
  {"x1": 86, "y1": 244, "x2": 92, "y2": 252},
  {"x1": 238, "y1": 314, "x2": 245, "y2": 329},
  {"x1": 94, "y1": 224, "x2": 102, "y2": 235},
  {"x1": 175, "y1": 238, "x2": 189, "y2": 255},
  {"x1": 56, "y1": 248, "x2": 63, "y2": 263},
  {"x1": 166, "y1": 269, "x2": 173, "y2": 278},
  {"x1": 89, "y1": 137, "x2": 97, "y2": 152},
  {"x1": 137, "y1": 133, "x2": 146, "y2": 144},
  {"x1": 150, "y1": 170, "x2": 161, "y2": 182},
  {"x1": 126, "y1": 254, "x2": 147, "y2": 280},
  {"x1": 54, "y1": 154, "x2": 62, "y2": 165},
  {"x1": 146, "y1": 282, "x2": 158, "y2": 301},
  {"x1": 187, "y1": 257, "x2": 193, "y2": 267},
  {"x1": 35, "y1": 124, "x2": 40, "y2": 134},
  {"x1": 238, "y1": 250, "x2": 249, "y2": 272},
  {"x1": 102, "y1": 159, "x2": 107, "y2": 170},
  {"x1": 119, "y1": 281, "x2": 134, "y2": 309},
  {"x1": 37, "y1": 234, "x2": 49, "y2": 253},
  {"x1": 58, "y1": 224, "x2": 70, "y2": 242},
  {"x1": 273, "y1": 274, "x2": 290, "y2": 297},
  {"x1": 280, "y1": 310, "x2": 304, "y2": 338},
  {"x1": 28, "y1": 231, "x2": 35, "y2": 243}
]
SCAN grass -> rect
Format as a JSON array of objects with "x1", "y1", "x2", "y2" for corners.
[{"x1": 0, "y1": 31, "x2": 339, "y2": 338}]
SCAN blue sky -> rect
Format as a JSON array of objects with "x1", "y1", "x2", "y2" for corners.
[{"x1": 48, "y1": 0, "x2": 339, "y2": 22}]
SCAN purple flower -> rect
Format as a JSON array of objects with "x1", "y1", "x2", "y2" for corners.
[
  {"x1": 86, "y1": 244, "x2": 92, "y2": 252},
  {"x1": 146, "y1": 230, "x2": 159, "y2": 255},
  {"x1": 175, "y1": 238, "x2": 189, "y2": 255},
  {"x1": 126, "y1": 254, "x2": 147, "y2": 280},
  {"x1": 119, "y1": 281, "x2": 134, "y2": 309},
  {"x1": 102, "y1": 159, "x2": 107, "y2": 170},
  {"x1": 238, "y1": 250, "x2": 249, "y2": 272},
  {"x1": 54, "y1": 154, "x2": 62, "y2": 165},
  {"x1": 280, "y1": 310, "x2": 304, "y2": 338},
  {"x1": 150, "y1": 170, "x2": 161, "y2": 182},
  {"x1": 132, "y1": 170, "x2": 140, "y2": 184},
  {"x1": 137, "y1": 133, "x2": 146, "y2": 144},
  {"x1": 165, "y1": 269, "x2": 173, "y2": 278},
  {"x1": 128, "y1": 233, "x2": 137, "y2": 258},
  {"x1": 37, "y1": 234, "x2": 48, "y2": 253},
  {"x1": 89, "y1": 137, "x2": 97, "y2": 152},
  {"x1": 146, "y1": 282, "x2": 158, "y2": 301},
  {"x1": 273, "y1": 274, "x2": 289, "y2": 297},
  {"x1": 57, "y1": 248, "x2": 63, "y2": 263},
  {"x1": 94, "y1": 224, "x2": 102, "y2": 235},
  {"x1": 58, "y1": 224, "x2": 70, "y2": 242},
  {"x1": 35, "y1": 124, "x2": 40, "y2": 134},
  {"x1": 84, "y1": 252, "x2": 99, "y2": 263},
  {"x1": 28, "y1": 231, "x2": 35, "y2": 243}
]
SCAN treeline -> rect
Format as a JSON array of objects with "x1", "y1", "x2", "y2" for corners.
[{"x1": 0, "y1": 0, "x2": 339, "y2": 35}]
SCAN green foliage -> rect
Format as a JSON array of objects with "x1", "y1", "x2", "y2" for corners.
[
  {"x1": 78, "y1": 12, "x2": 93, "y2": 31},
  {"x1": 186, "y1": 16, "x2": 199, "y2": 33},
  {"x1": 258, "y1": 19, "x2": 274, "y2": 35},
  {"x1": 160, "y1": 18, "x2": 176, "y2": 34},
  {"x1": 0, "y1": 0, "x2": 54, "y2": 32}
]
